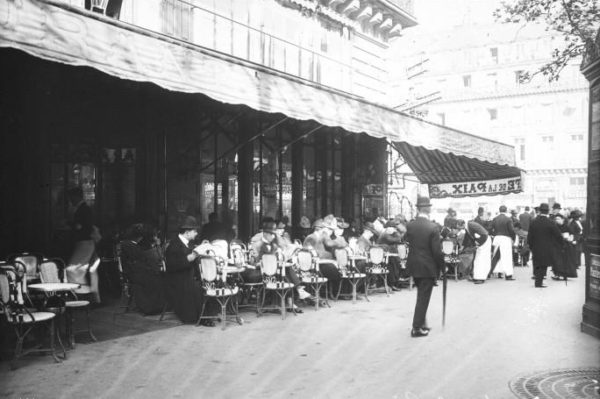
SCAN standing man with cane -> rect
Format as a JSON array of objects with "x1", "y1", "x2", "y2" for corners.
[{"x1": 405, "y1": 195, "x2": 445, "y2": 337}]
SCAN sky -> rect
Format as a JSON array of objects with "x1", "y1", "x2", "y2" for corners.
[{"x1": 412, "y1": 0, "x2": 503, "y2": 31}]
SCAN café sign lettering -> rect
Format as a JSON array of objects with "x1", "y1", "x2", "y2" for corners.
[{"x1": 429, "y1": 177, "x2": 522, "y2": 198}]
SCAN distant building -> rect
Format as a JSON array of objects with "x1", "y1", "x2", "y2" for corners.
[{"x1": 389, "y1": 23, "x2": 588, "y2": 213}]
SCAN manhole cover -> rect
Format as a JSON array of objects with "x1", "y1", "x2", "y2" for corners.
[{"x1": 509, "y1": 367, "x2": 600, "y2": 399}]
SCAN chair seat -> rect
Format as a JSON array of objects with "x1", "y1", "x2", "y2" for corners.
[
  {"x1": 265, "y1": 281, "x2": 294, "y2": 290},
  {"x1": 206, "y1": 286, "x2": 239, "y2": 297},
  {"x1": 17, "y1": 312, "x2": 55, "y2": 323},
  {"x1": 341, "y1": 272, "x2": 366, "y2": 278},
  {"x1": 66, "y1": 300, "x2": 90, "y2": 308},
  {"x1": 73, "y1": 285, "x2": 93, "y2": 294},
  {"x1": 301, "y1": 276, "x2": 328, "y2": 284}
]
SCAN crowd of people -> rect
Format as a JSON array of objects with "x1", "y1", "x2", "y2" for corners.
[{"x1": 115, "y1": 199, "x2": 584, "y2": 334}]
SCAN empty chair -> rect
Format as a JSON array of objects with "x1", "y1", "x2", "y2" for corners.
[
  {"x1": 196, "y1": 256, "x2": 241, "y2": 330},
  {"x1": 258, "y1": 253, "x2": 296, "y2": 319},
  {"x1": 334, "y1": 248, "x2": 368, "y2": 303},
  {"x1": 0, "y1": 266, "x2": 61, "y2": 367},
  {"x1": 295, "y1": 249, "x2": 329, "y2": 310},
  {"x1": 39, "y1": 258, "x2": 96, "y2": 348},
  {"x1": 365, "y1": 246, "x2": 390, "y2": 296},
  {"x1": 7, "y1": 252, "x2": 43, "y2": 282}
]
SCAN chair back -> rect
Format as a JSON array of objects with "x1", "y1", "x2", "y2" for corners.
[
  {"x1": 334, "y1": 248, "x2": 349, "y2": 269},
  {"x1": 397, "y1": 243, "x2": 408, "y2": 260},
  {"x1": 368, "y1": 246, "x2": 385, "y2": 264},
  {"x1": 199, "y1": 257, "x2": 219, "y2": 283},
  {"x1": 230, "y1": 246, "x2": 246, "y2": 266},
  {"x1": 39, "y1": 259, "x2": 64, "y2": 284},
  {"x1": 296, "y1": 249, "x2": 314, "y2": 272},
  {"x1": 0, "y1": 266, "x2": 25, "y2": 307},
  {"x1": 8, "y1": 252, "x2": 42, "y2": 281},
  {"x1": 261, "y1": 254, "x2": 279, "y2": 277}
]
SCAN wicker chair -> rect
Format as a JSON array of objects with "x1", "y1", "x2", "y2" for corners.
[
  {"x1": 258, "y1": 253, "x2": 296, "y2": 319},
  {"x1": 365, "y1": 246, "x2": 391, "y2": 296},
  {"x1": 334, "y1": 248, "x2": 368, "y2": 303},
  {"x1": 295, "y1": 248, "x2": 329, "y2": 310}
]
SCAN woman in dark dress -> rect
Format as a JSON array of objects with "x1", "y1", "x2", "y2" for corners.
[{"x1": 551, "y1": 214, "x2": 578, "y2": 281}]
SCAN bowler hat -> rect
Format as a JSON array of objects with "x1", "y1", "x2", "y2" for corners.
[
  {"x1": 539, "y1": 203, "x2": 550, "y2": 213},
  {"x1": 180, "y1": 216, "x2": 200, "y2": 230},
  {"x1": 552, "y1": 203, "x2": 561, "y2": 210},
  {"x1": 415, "y1": 195, "x2": 432, "y2": 208},
  {"x1": 261, "y1": 221, "x2": 277, "y2": 234},
  {"x1": 570, "y1": 210, "x2": 582, "y2": 219}
]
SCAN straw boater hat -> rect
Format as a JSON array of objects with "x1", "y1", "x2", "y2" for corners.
[
  {"x1": 180, "y1": 216, "x2": 200, "y2": 230},
  {"x1": 323, "y1": 214, "x2": 338, "y2": 230},
  {"x1": 312, "y1": 218, "x2": 326, "y2": 229}
]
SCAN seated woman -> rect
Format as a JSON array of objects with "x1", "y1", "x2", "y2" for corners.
[{"x1": 120, "y1": 224, "x2": 166, "y2": 315}]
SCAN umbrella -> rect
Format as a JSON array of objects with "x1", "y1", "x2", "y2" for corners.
[{"x1": 442, "y1": 264, "x2": 447, "y2": 327}]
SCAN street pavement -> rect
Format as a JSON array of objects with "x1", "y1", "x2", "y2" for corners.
[{"x1": 1, "y1": 264, "x2": 598, "y2": 399}]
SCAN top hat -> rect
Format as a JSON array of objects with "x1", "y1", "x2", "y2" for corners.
[
  {"x1": 552, "y1": 203, "x2": 562, "y2": 210},
  {"x1": 180, "y1": 216, "x2": 200, "y2": 230},
  {"x1": 299, "y1": 216, "x2": 311, "y2": 229},
  {"x1": 336, "y1": 217, "x2": 349, "y2": 229},
  {"x1": 415, "y1": 195, "x2": 432, "y2": 208},
  {"x1": 539, "y1": 203, "x2": 550, "y2": 213}
]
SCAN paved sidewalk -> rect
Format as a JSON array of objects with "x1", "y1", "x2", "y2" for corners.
[{"x1": 1, "y1": 265, "x2": 598, "y2": 399}]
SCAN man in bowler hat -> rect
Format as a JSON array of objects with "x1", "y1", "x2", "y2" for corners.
[
  {"x1": 527, "y1": 203, "x2": 563, "y2": 288},
  {"x1": 405, "y1": 195, "x2": 444, "y2": 337}
]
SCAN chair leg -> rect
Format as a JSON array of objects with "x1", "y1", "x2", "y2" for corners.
[
  {"x1": 49, "y1": 319, "x2": 61, "y2": 363},
  {"x1": 220, "y1": 298, "x2": 227, "y2": 331},
  {"x1": 280, "y1": 291, "x2": 286, "y2": 320},
  {"x1": 335, "y1": 280, "x2": 343, "y2": 301},
  {"x1": 383, "y1": 275, "x2": 390, "y2": 297},
  {"x1": 86, "y1": 307, "x2": 97, "y2": 342},
  {"x1": 196, "y1": 302, "x2": 207, "y2": 326}
]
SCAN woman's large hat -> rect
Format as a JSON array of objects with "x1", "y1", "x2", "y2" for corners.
[
  {"x1": 415, "y1": 195, "x2": 432, "y2": 208},
  {"x1": 299, "y1": 216, "x2": 311, "y2": 229},
  {"x1": 180, "y1": 216, "x2": 200, "y2": 229}
]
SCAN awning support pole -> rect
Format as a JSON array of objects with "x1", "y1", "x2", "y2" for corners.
[
  {"x1": 279, "y1": 124, "x2": 323, "y2": 152},
  {"x1": 198, "y1": 116, "x2": 289, "y2": 173}
]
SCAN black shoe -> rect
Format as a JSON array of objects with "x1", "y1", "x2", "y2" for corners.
[
  {"x1": 421, "y1": 326, "x2": 431, "y2": 332},
  {"x1": 473, "y1": 280, "x2": 484, "y2": 284},
  {"x1": 411, "y1": 328, "x2": 429, "y2": 338},
  {"x1": 551, "y1": 275, "x2": 562, "y2": 281},
  {"x1": 505, "y1": 276, "x2": 515, "y2": 281},
  {"x1": 535, "y1": 285, "x2": 548, "y2": 288},
  {"x1": 391, "y1": 285, "x2": 402, "y2": 292}
]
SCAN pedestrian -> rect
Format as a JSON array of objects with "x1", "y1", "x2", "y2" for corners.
[
  {"x1": 519, "y1": 206, "x2": 533, "y2": 232},
  {"x1": 569, "y1": 210, "x2": 584, "y2": 268},
  {"x1": 527, "y1": 203, "x2": 563, "y2": 288},
  {"x1": 405, "y1": 195, "x2": 444, "y2": 337},
  {"x1": 551, "y1": 214, "x2": 578, "y2": 281},
  {"x1": 490, "y1": 205, "x2": 516, "y2": 280}
]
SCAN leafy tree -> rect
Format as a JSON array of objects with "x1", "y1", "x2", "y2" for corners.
[{"x1": 494, "y1": 0, "x2": 600, "y2": 81}]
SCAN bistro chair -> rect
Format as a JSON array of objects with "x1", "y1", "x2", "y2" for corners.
[
  {"x1": 294, "y1": 248, "x2": 329, "y2": 310},
  {"x1": 334, "y1": 248, "x2": 368, "y2": 303},
  {"x1": 113, "y1": 243, "x2": 134, "y2": 320},
  {"x1": 39, "y1": 258, "x2": 97, "y2": 348},
  {"x1": 365, "y1": 246, "x2": 390, "y2": 296},
  {"x1": 7, "y1": 252, "x2": 43, "y2": 282},
  {"x1": 442, "y1": 238, "x2": 460, "y2": 281},
  {"x1": 396, "y1": 242, "x2": 413, "y2": 290},
  {"x1": 235, "y1": 246, "x2": 263, "y2": 314},
  {"x1": 258, "y1": 253, "x2": 296, "y2": 320},
  {"x1": 0, "y1": 266, "x2": 61, "y2": 368},
  {"x1": 196, "y1": 255, "x2": 241, "y2": 330}
]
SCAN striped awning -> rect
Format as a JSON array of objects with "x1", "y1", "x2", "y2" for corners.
[{"x1": 0, "y1": 0, "x2": 521, "y2": 187}]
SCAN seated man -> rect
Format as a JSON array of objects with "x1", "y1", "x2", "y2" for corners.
[
  {"x1": 164, "y1": 216, "x2": 215, "y2": 326},
  {"x1": 377, "y1": 220, "x2": 406, "y2": 291},
  {"x1": 254, "y1": 220, "x2": 313, "y2": 309},
  {"x1": 119, "y1": 223, "x2": 166, "y2": 315}
]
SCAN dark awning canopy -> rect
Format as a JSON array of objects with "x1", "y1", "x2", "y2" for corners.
[{"x1": 1, "y1": 0, "x2": 522, "y2": 197}]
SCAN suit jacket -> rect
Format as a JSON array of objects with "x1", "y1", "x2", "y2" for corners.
[
  {"x1": 518, "y1": 212, "x2": 532, "y2": 231},
  {"x1": 463, "y1": 220, "x2": 488, "y2": 248},
  {"x1": 165, "y1": 236, "x2": 194, "y2": 275},
  {"x1": 490, "y1": 213, "x2": 515, "y2": 240},
  {"x1": 72, "y1": 202, "x2": 93, "y2": 242},
  {"x1": 527, "y1": 215, "x2": 563, "y2": 267},
  {"x1": 405, "y1": 216, "x2": 444, "y2": 278}
]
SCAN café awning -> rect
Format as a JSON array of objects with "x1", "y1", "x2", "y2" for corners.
[{"x1": 0, "y1": 0, "x2": 522, "y2": 194}]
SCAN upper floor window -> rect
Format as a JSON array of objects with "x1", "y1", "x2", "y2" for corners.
[
  {"x1": 569, "y1": 177, "x2": 585, "y2": 185},
  {"x1": 515, "y1": 138, "x2": 525, "y2": 161},
  {"x1": 542, "y1": 135, "x2": 554, "y2": 143},
  {"x1": 571, "y1": 134, "x2": 584, "y2": 141},
  {"x1": 490, "y1": 47, "x2": 498, "y2": 64},
  {"x1": 563, "y1": 106, "x2": 576, "y2": 117},
  {"x1": 515, "y1": 70, "x2": 524, "y2": 85},
  {"x1": 488, "y1": 108, "x2": 498, "y2": 120},
  {"x1": 463, "y1": 75, "x2": 471, "y2": 88},
  {"x1": 437, "y1": 113, "x2": 446, "y2": 126}
]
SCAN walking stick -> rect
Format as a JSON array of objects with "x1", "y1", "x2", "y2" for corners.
[
  {"x1": 442, "y1": 265, "x2": 447, "y2": 328},
  {"x1": 441, "y1": 239, "x2": 454, "y2": 329}
]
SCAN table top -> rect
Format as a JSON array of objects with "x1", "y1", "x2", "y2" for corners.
[
  {"x1": 348, "y1": 255, "x2": 367, "y2": 260},
  {"x1": 221, "y1": 266, "x2": 246, "y2": 274},
  {"x1": 318, "y1": 259, "x2": 338, "y2": 265},
  {"x1": 28, "y1": 282, "x2": 80, "y2": 292}
]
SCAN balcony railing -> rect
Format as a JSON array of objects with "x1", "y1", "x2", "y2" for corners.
[{"x1": 62, "y1": 0, "x2": 356, "y2": 94}]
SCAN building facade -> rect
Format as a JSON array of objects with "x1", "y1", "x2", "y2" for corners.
[{"x1": 390, "y1": 23, "x2": 589, "y2": 214}]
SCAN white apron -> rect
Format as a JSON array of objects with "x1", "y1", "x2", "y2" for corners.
[
  {"x1": 472, "y1": 235, "x2": 492, "y2": 280},
  {"x1": 492, "y1": 235, "x2": 514, "y2": 276}
]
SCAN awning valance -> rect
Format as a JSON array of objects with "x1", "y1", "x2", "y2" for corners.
[{"x1": 1, "y1": 0, "x2": 518, "y2": 174}]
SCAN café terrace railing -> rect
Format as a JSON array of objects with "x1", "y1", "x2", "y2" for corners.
[{"x1": 63, "y1": 0, "x2": 356, "y2": 94}]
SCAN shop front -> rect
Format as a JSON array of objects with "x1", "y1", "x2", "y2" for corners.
[{"x1": 580, "y1": 29, "x2": 600, "y2": 339}]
